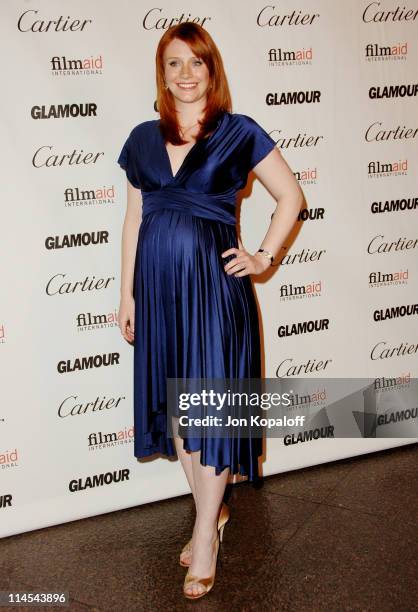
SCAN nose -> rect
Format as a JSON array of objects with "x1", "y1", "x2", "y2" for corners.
[{"x1": 180, "y1": 63, "x2": 192, "y2": 78}]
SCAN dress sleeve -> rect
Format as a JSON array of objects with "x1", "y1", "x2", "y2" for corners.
[
  {"x1": 117, "y1": 130, "x2": 142, "y2": 189},
  {"x1": 242, "y1": 115, "x2": 277, "y2": 172}
]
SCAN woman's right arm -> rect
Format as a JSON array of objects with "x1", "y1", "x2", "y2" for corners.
[{"x1": 118, "y1": 180, "x2": 143, "y2": 343}]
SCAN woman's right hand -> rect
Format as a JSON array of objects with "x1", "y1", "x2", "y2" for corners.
[{"x1": 118, "y1": 295, "x2": 135, "y2": 344}]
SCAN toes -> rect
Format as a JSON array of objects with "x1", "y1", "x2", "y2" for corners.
[{"x1": 185, "y1": 583, "x2": 205, "y2": 596}]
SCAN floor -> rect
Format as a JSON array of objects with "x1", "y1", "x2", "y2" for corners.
[{"x1": 0, "y1": 443, "x2": 416, "y2": 611}]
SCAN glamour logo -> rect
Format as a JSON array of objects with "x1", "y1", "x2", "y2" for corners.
[
  {"x1": 50, "y1": 55, "x2": 103, "y2": 76},
  {"x1": 270, "y1": 130, "x2": 323, "y2": 150},
  {"x1": 365, "y1": 42, "x2": 408, "y2": 61},
  {"x1": 368, "y1": 159, "x2": 408, "y2": 178},
  {"x1": 284, "y1": 425, "x2": 334, "y2": 445},
  {"x1": 69, "y1": 469, "x2": 130, "y2": 492},
  {"x1": 87, "y1": 426, "x2": 134, "y2": 450},
  {"x1": 377, "y1": 407, "x2": 418, "y2": 426},
  {"x1": 368, "y1": 269, "x2": 409, "y2": 287},
  {"x1": 362, "y1": 2, "x2": 418, "y2": 23},
  {"x1": 373, "y1": 303, "x2": 418, "y2": 321},
  {"x1": 266, "y1": 90, "x2": 321, "y2": 105},
  {"x1": 142, "y1": 8, "x2": 211, "y2": 29},
  {"x1": 0, "y1": 448, "x2": 18, "y2": 469},
  {"x1": 371, "y1": 196, "x2": 418, "y2": 213},
  {"x1": 64, "y1": 185, "x2": 116, "y2": 208},
  {"x1": 279, "y1": 280, "x2": 322, "y2": 301},
  {"x1": 33, "y1": 147, "x2": 104, "y2": 168},
  {"x1": 294, "y1": 167, "x2": 317, "y2": 185},
  {"x1": 278, "y1": 318, "x2": 330, "y2": 337},
  {"x1": 257, "y1": 6, "x2": 320, "y2": 26},
  {"x1": 280, "y1": 246, "x2": 326, "y2": 265},
  {"x1": 57, "y1": 353, "x2": 120, "y2": 373},
  {"x1": 369, "y1": 83, "x2": 418, "y2": 99},
  {"x1": 17, "y1": 10, "x2": 92, "y2": 32},
  {"x1": 365, "y1": 122, "x2": 418, "y2": 141},
  {"x1": 76, "y1": 310, "x2": 119, "y2": 332},
  {"x1": 370, "y1": 340, "x2": 418, "y2": 360},
  {"x1": 58, "y1": 394, "x2": 126, "y2": 418},
  {"x1": 371, "y1": 197, "x2": 418, "y2": 214},
  {"x1": 367, "y1": 235, "x2": 418, "y2": 254},
  {"x1": 45, "y1": 273, "x2": 115, "y2": 296},
  {"x1": 31, "y1": 103, "x2": 97, "y2": 119},
  {"x1": 0, "y1": 494, "x2": 12, "y2": 508},
  {"x1": 267, "y1": 47, "x2": 313, "y2": 66},
  {"x1": 276, "y1": 357, "x2": 332, "y2": 377},
  {"x1": 297, "y1": 207, "x2": 324, "y2": 221},
  {"x1": 45, "y1": 230, "x2": 109, "y2": 249}
]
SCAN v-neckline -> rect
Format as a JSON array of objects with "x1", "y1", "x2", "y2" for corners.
[
  {"x1": 163, "y1": 139, "x2": 199, "y2": 180},
  {"x1": 157, "y1": 112, "x2": 227, "y2": 182}
]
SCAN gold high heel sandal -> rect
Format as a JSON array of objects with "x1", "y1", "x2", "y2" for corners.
[
  {"x1": 179, "y1": 501, "x2": 230, "y2": 567},
  {"x1": 183, "y1": 531, "x2": 220, "y2": 600}
]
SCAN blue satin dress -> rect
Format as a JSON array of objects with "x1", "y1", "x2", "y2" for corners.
[{"x1": 117, "y1": 111, "x2": 277, "y2": 481}]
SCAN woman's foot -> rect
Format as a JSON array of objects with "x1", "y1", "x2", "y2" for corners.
[
  {"x1": 183, "y1": 524, "x2": 219, "y2": 598},
  {"x1": 179, "y1": 538, "x2": 192, "y2": 566},
  {"x1": 179, "y1": 502, "x2": 229, "y2": 567}
]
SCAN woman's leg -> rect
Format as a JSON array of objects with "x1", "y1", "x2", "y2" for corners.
[
  {"x1": 184, "y1": 450, "x2": 229, "y2": 597},
  {"x1": 172, "y1": 417, "x2": 198, "y2": 564},
  {"x1": 173, "y1": 436, "x2": 196, "y2": 501}
]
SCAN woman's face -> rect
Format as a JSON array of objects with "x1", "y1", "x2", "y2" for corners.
[{"x1": 163, "y1": 38, "x2": 210, "y2": 107}]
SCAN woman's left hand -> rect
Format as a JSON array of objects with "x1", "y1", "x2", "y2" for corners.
[{"x1": 221, "y1": 238, "x2": 271, "y2": 277}]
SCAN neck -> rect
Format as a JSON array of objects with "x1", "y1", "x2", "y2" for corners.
[{"x1": 174, "y1": 98, "x2": 207, "y2": 127}]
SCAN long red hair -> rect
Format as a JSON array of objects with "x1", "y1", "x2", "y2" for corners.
[{"x1": 155, "y1": 23, "x2": 232, "y2": 145}]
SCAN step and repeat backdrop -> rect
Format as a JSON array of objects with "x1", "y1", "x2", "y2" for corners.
[{"x1": 1, "y1": 1, "x2": 417, "y2": 537}]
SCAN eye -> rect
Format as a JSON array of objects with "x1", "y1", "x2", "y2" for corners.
[
  {"x1": 193, "y1": 60, "x2": 203, "y2": 65},
  {"x1": 168, "y1": 61, "x2": 178, "y2": 67}
]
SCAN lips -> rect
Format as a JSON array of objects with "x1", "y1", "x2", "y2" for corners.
[{"x1": 176, "y1": 83, "x2": 198, "y2": 89}]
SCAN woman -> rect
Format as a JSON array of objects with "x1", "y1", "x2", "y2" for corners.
[{"x1": 117, "y1": 22, "x2": 303, "y2": 599}]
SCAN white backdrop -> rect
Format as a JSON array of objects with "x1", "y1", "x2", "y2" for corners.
[{"x1": 1, "y1": 0, "x2": 417, "y2": 538}]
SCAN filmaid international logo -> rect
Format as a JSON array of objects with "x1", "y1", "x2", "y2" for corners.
[
  {"x1": 64, "y1": 184, "x2": 116, "y2": 208},
  {"x1": 367, "y1": 158, "x2": 408, "y2": 179},
  {"x1": 76, "y1": 308, "x2": 119, "y2": 332},
  {"x1": 368, "y1": 268, "x2": 409, "y2": 288},
  {"x1": 87, "y1": 425, "x2": 134, "y2": 452},
  {"x1": 50, "y1": 55, "x2": 103, "y2": 77},
  {"x1": 365, "y1": 41, "x2": 409, "y2": 62},
  {"x1": 294, "y1": 166, "x2": 318, "y2": 186},
  {"x1": 267, "y1": 46, "x2": 313, "y2": 67},
  {"x1": 0, "y1": 448, "x2": 18, "y2": 470},
  {"x1": 279, "y1": 280, "x2": 323, "y2": 302}
]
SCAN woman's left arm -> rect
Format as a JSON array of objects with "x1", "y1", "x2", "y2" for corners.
[{"x1": 222, "y1": 147, "x2": 304, "y2": 276}]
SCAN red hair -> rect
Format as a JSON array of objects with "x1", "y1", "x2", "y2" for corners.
[{"x1": 155, "y1": 23, "x2": 232, "y2": 145}]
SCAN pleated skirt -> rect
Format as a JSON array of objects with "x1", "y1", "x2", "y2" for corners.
[{"x1": 132, "y1": 209, "x2": 263, "y2": 481}]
